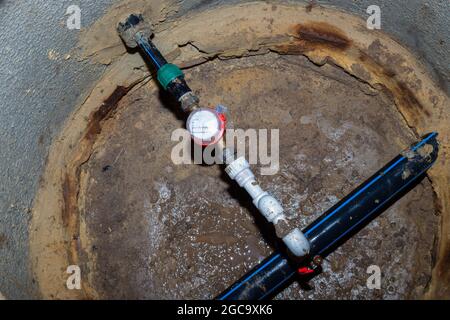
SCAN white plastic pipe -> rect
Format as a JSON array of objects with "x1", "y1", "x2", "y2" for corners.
[{"x1": 225, "y1": 156, "x2": 310, "y2": 257}]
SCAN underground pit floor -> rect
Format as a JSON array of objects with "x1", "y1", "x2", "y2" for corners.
[{"x1": 76, "y1": 53, "x2": 438, "y2": 299}]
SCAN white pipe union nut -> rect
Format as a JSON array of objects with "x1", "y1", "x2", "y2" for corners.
[
  {"x1": 225, "y1": 157, "x2": 251, "y2": 185},
  {"x1": 283, "y1": 228, "x2": 310, "y2": 257}
]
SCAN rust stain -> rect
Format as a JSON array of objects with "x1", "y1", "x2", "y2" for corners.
[
  {"x1": 395, "y1": 82, "x2": 431, "y2": 117},
  {"x1": 273, "y1": 22, "x2": 351, "y2": 55},
  {"x1": 61, "y1": 85, "x2": 131, "y2": 271},
  {"x1": 294, "y1": 22, "x2": 351, "y2": 51},
  {"x1": 357, "y1": 51, "x2": 431, "y2": 119},
  {"x1": 86, "y1": 86, "x2": 128, "y2": 140},
  {"x1": 61, "y1": 175, "x2": 72, "y2": 228}
]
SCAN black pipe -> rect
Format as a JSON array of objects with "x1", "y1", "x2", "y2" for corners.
[
  {"x1": 216, "y1": 132, "x2": 439, "y2": 300},
  {"x1": 166, "y1": 78, "x2": 195, "y2": 101},
  {"x1": 136, "y1": 35, "x2": 168, "y2": 71}
]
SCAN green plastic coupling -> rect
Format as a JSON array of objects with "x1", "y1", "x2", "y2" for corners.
[{"x1": 157, "y1": 63, "x2": 184, "y2": 89}]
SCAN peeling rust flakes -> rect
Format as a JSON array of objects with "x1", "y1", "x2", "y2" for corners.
[
  {"x1": 63, "y1": 86, "x2": 129, "y2": 228},
  {"x1": 382, "y1": 67, "x2": 397, "y2": 78}
]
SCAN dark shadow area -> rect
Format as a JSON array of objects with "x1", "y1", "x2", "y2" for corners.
[{"x1": 158, "y1": 88, "x2": 188, "y2": 122}]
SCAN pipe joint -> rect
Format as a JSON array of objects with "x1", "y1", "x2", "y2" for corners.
[
  {"x1": 256, "y1": 194, "x2": 284, "y2": 223},
  {"x1": 225, "y1": 157, "x2": 310, "y2": 257},
  {"x1": 225, "y1": 157, "x2": 250, "y2": 182},
  {"x1": 283, "y1": 228, "x2": 310, "y2": 257}
]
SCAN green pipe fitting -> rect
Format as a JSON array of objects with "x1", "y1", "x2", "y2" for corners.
[{"x1": 157, "y1": 63, "x2": 184, "y2": 89}]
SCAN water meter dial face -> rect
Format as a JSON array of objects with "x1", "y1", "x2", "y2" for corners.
[{"x1": 186, "y1": 108, "x2": 225, "y2": 146}]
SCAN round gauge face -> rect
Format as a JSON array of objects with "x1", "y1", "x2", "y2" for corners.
[{"x1": 186, "y1": 108, "x2": 224, "y2": 145}]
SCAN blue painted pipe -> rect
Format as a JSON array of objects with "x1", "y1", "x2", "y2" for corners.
[{"x1": 216, "y1": 132, "x2": 439, "y2": 300}]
